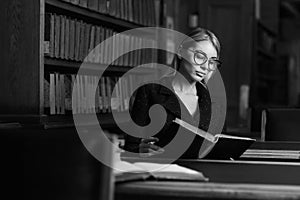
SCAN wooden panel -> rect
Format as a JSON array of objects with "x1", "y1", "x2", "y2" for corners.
[
  {"x1": 260, "y1": 0, "x2": 279, "y2": 33},
  {"x1": 0, "y1": 0, "x2": 42, "y2": 114},
  {"x1": 178, "y1": 159, "x2": 300, "y2": 185},
  {"x1": 198, "y1": 0, "x2": 254, "y2": 128},
  {"x1": 21, "y1": 127, "x2": 114, "y2": 200},
  {"x1": 116, "y1": 181, "x2": 300, "y2": 200}
]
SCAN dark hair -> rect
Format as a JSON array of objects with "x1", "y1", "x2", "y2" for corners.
[{"x1": 172, "y1": 27, "x2": 221, "y2": 71}]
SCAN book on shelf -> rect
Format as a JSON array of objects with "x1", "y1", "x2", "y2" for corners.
[
  {"x1": 69, "y1": 19, "x2": 76, "y2": 60},
  {"x1": 88, "y1": 25, "x2": 95, "y2": 62},
  {"x1": 75, "y1": 20, "x2": 81, "y2": 61},
  {"x1": 65, "y1": 17, "x2": 70, "y2": 60},
  {"x1": 79, "y1": 21, "x2": 85, "y2": 61},
  {"x1": 54, "y1": 14, "x2": 60, "y2": 58},
  {"x1": 114, "y1": 160, "x2": 208, "y2": 183},
  {"x1": 87, "y1": 0, "x2": 98, "y2": 11},
  {"x1": 120, "y1": 0, "x2": 125, "y2": 20},
  {"x1": 173, "y1": 118, "x2": 256, "y2": 160},
  {"x1": 70, "y1": 0, "x2": 79, "y2": 5},
  {"x1": 108, "y1": 0, "x2": 116, "y2": 16},
  {"x1": 128, "y1": 0, "x2": 133, "y2": 22},
  {"x1": 98, "y1": 0, "x2": 108, "y2": 14},
  {"x1": 79, "y1": 0, "x2": 88, "y2": 8}
]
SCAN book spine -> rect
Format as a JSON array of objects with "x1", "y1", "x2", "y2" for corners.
[
  {"x1": 79, "y1": 0, "x2": 88, "y2": 8},
  {"x1": 74, "y1": 20, "x2": 81, "y2": 61},
  {"x1": 98, "y1": 0, "x2": 107, "y2": 14},
  {"x1": 106, "y1": 76, "x2": 112, "y2": 113},
  {"x1": 50, "y1": 73, "x2": 56, "y2": 115},
  {"x1": 54, "y1": 14, "x2": 60, "y2": 58},
  {"x1": 87, "y1": 0, "x2": 98, "y2": 11},
  {"x1": 60, "y1": 15, "x2": 66, "y2": 59},
  {"x1": 49, "y1": 14, "x2": 55, "y2": 58},
  {"x1": 79, "y1": 21, "x2": 85, "y2": 61},
  {"x1": 64, "y1": 17, "x2": 70, "y2": 60},
  {"x1": 69, "y1": 19, "x2": 75, "y2": 60},
  {"x1": 88, "y1": 25, "x2": 95, "y2": 62}
]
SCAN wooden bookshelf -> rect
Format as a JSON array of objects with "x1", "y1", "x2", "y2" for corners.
[
  {"x1": 250, "y1": 18, "x2": 280, "y2": 107},
  {"x1": 249, "y1": 0, "x2": 286, "y2": 109},
  {"x1": 0, "y1": 0, "x2": 162, "y2": 129}
]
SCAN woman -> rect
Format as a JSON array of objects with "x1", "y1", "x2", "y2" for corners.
[{"x1": 124, "y1": 27, "x2": 222, "y2": 158}]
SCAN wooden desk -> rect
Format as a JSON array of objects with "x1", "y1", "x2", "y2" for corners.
[
  {"x1": 115, "y1": 181, "x2": 300, "y2": 200},
  {"x1": 177, "y1": 159, "x2": 300, "y2": 185},
  {"x1": 241, "y1": 141, "x2": 300, "y2": 162},
  {"x1": 116, "y1": 158, "x2": 300, "y2": 200},
  {"x1": 249, "y1": 141, "x2": 300, "y2": 150},
  {"x1": 121, "y1": 157, "x2": 300, "y2": 185}
]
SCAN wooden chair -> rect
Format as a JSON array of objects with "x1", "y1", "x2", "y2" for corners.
[
  {"x1": 21, "y1": 127, "x2": 114, "y2": 200},
  {"x1": 261, "y1": 108, "x2": 300, "y2": 141}
]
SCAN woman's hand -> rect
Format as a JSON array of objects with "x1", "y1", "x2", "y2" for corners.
[{"x1": 139, "y1": 137, "x2": 164, "y2": 157}]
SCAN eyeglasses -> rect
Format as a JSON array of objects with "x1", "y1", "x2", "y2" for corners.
[{"x1": 185, "y1": 48, "x2": 222, "y2": 71}]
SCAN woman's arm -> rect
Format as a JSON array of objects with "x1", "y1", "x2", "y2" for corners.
[
  {"x1": 123, "y1": 84, "x2": 164, "y2": 155},
  {"x1": 123, "y1": 85, "x2": 150, "y2": 153}
]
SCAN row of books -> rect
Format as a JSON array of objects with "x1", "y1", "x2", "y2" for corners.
[
  {"x1": 60, "y1": 0, "x2": 161, "y2": 26},
  {"x1": 44, "y1": 13, "x2": 158, "y2": 66},
  {"x1": 44, "y1": 73, "x2": 151, "y2": 115}
]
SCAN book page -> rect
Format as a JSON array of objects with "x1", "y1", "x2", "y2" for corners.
[
  {"x1": 113, "y1": 160, "x2": 145, "y2": 175},
  {"x1": 113, "y1": 160, "x2": 152, "y2": 183},
  {"x1": 216, "y1": 134, "x2": 256, "y2": 141},
  {"x1": 134, "y1": 162, "x2": 208, "y2": 181},
  {"x1": 134, "y1": 162, "x2": 198, "y2": 174}
]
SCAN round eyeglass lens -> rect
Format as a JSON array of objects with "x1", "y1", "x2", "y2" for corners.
[{"x1": 194, "y1": 52, "x2": 207, "y2": 65}]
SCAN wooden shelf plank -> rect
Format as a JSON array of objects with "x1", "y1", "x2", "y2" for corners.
[
  {"x1": 0, "y1": 112, "x2": 130, "y2": 129},
  {"x1": 44, "y1": 57, "x2": 157, "y2": 74},
  {"x1": 43, "y1": 112, "x2": 130, "y2": 129}
]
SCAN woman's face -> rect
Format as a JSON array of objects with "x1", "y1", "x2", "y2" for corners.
[{"x1": 179, "y1": 40, "x2": 218, "y2": 83}]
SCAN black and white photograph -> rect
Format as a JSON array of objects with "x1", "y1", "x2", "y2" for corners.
[{"x1": 1, "y1": 0, "x2": 300, "y2": 199}]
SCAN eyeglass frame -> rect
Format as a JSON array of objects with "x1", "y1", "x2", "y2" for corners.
[{"x1": 180, "y1": 47, "x2": 222, "y2": 71}]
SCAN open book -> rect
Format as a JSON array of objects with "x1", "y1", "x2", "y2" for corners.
[
  {"x1": 173, "y1": 118, "x2": 256, "y2": 160},
  {"x1": 114, "y1": 161, "x2": 208, "y2": 183}
]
